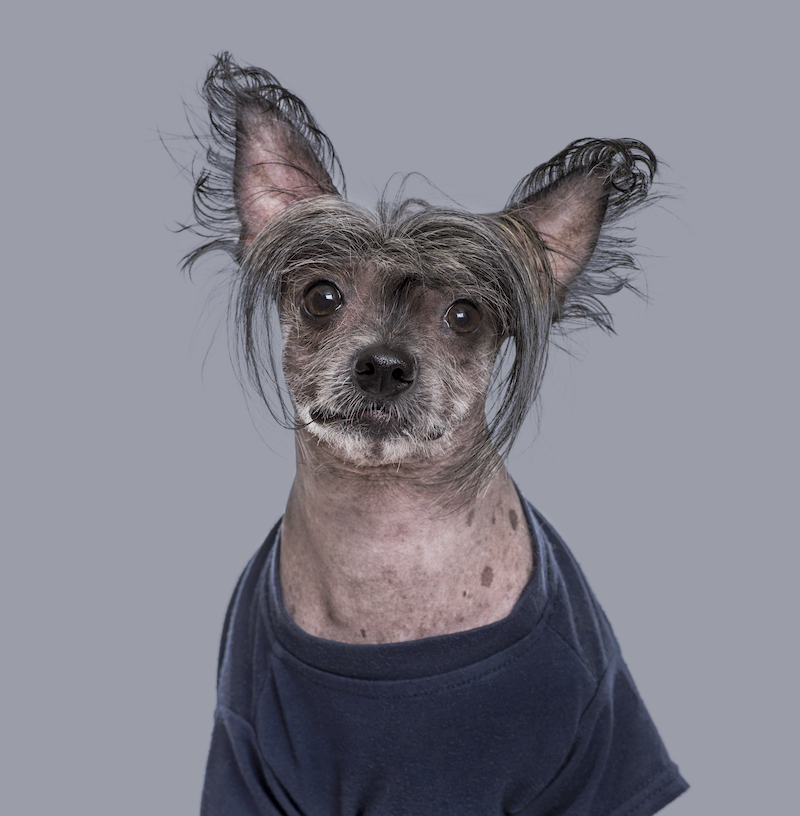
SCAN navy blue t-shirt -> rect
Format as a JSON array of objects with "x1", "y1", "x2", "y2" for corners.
[{"x1": 201, "y1": 498, "x2": 688, "y2": 815}]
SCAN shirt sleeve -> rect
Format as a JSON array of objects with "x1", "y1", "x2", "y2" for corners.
[
  {"x1": 200, "y1": 706, "x2": 302, "y2": 816},
  {"x1": 523, "y1": 658, "x2": 689, "y2": 816}
]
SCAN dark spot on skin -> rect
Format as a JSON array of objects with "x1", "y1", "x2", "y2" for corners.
[
  {"x1": 509, "y1": 508, "x2": 519, "y2": 531},
  {"x1": 466, "y1": 510, "x2": 474, "y2": 526},
  {"x1": 462, "y1": 590, "x2": 467, "y2": 597},
  {"x1": 491, "y1": 514, "x2": 496, "y2": 525},
  {"x1": 481, "y1": 566, "x2": 494, "y2": 587},
  {"x1": 360, "y1": 628, "x2": 367, "y2": 639},
  {"x1": 325, "y1": 600, "x2": 336, "y2": 622}
]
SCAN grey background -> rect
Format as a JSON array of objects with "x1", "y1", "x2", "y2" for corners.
[{"x1": 2, "y1": 1, "x2": 796, "y2": 813}]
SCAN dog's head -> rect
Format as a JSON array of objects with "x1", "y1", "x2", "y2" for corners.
[
  {"x1": 183, "y1": 54, "x2": 658, "y2": 492},
  {"x1": 245, "y1": 197, "x2": 524, "y2": 472}
]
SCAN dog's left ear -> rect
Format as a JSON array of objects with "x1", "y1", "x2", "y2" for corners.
[
  {"x1": 510, "y1": 169, "x2": 607, "y2": 297},
  {"x1": 504, "y1": 139, "x2": 657, "y2": 303}
]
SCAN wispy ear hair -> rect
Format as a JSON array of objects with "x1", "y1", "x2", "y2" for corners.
[
  {"x1": 504, "y1": 138, "x2": 660, "y2": 333},
  {"x1": 181, "y1": 52, "x2": 345, "y2": 274}
]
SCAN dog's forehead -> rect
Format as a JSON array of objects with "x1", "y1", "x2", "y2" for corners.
[
  {"x1": 249, "y1": 197, "x2": 514, "y2": 282},
  {"x1": 276, "y1": 246, "x2": 490, "y2": 302}
]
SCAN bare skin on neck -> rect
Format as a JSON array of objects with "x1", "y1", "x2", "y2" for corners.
[{"x1": 280, "y1": 433, "x2": 533, "y2": 645}]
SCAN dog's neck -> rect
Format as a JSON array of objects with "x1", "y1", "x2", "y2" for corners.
[{"x1": 279, "y1": 434, "x2": 533, "y2": 644}]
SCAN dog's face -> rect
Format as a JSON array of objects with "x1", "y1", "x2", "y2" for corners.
[
  {"x1": 241, "y1": 197, "x2": 536, "y2": 476},
  {"x1": 279, "y1": 258, "x2": 500, "y2": 467}
]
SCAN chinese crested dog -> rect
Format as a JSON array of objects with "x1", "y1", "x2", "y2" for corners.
[{"x1": 183, "y1": 53, "x2": 687, "y2": 816}]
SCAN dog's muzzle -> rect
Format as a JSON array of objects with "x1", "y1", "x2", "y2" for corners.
[{"x1": 304, "y1": 345, "x2": 417, "y2": 438}]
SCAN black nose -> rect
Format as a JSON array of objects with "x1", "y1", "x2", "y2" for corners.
[{"x1": 352, "y1": 345, "x2": 416, "y2": 398}]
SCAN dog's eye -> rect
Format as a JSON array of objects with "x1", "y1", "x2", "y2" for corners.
[
  {"x1": 303, "y1": 282, "x2": 343, "y2": 317},
  {"x1": 444, "y1": 301, "x2": 481, "y2": 334}
]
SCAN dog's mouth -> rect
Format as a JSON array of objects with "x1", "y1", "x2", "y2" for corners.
[{"x1": 309, "y1": 405, "x2": 406, "y2": 436}]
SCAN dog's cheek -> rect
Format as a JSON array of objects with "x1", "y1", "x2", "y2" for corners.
[
  {"x1": 283, "y1": 320, "x2": 359, "y2": 410},
  {"x1": 281, "y1": 305, "x2": 337, "y2": 373},
  {"x1": 447, "y1": 334, "x2": 497, "y2": 388},
  {"x1": 281, "y1": 329, "x2": 320, "y2": 405},
  {"x1": 415, "y1": 341, "x2": 494, "y2": 433},
  {"x1": 453, "y1": 346, "x2": 497, "y2": 420}
]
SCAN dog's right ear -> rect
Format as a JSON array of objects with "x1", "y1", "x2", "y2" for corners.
[
  {"x1": 234, "y1": 99, "x2": 339, "y2": 246},
  {"x1": 183, "y1": 53, "x2": 344, "y2": 261}
]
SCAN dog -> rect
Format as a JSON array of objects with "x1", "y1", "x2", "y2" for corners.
[{"x1": 184, "y1": 53, "x2": 688, "y2": 816}]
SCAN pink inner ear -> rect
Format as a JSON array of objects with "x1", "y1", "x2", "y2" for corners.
[
  {"x1": 516, "y1": 171, "x2": 609, "y2": 295},
  {"x1": 234, "y1": 106, "x2": 336, "y2": 246}
]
